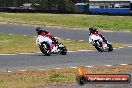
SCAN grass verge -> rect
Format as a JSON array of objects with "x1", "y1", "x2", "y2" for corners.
[
  {"x1": 0, "y1": 65, "x2": 132, "y2": 88},
  {"x1": 0, "y1": 34, "x2": 128, "y2": 54},
  {"x1": 0, "y1": 13, "x2": 132, "y2": 31},
  {"x1": 0, "y1": 34, "x2": 38, "y2": 54}
]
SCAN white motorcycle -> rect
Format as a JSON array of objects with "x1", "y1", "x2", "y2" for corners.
[
  {"x1": 36, "y1": 35, "x2": 67, "y2": 56},
  {"x1": 89, "y1": 34, "x2": 113, "y2": 52}
]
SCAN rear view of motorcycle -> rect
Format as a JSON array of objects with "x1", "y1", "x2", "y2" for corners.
[
  {"x1": 89, "y1": 33, "x2": 113, "y2": 52},
  {"x1": 36, "y1": 35, "x2": 67, "y2": 56}
]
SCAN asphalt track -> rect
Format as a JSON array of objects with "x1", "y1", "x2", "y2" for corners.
[
  {"x1": 0, "y1": 23, "x2": 132, "y2": 70},
  {"x1": 0, "y1": 47, "x2": 132, "y2": 72},
  {"x1": 0, "y1": 23, "x2": 132, "y2": 88},
  {"x1": 0, "y1": 23, "x2": 132, "y2": 43}
]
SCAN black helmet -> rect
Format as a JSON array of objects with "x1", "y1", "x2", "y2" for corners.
[
  {"x1": 93, "y1": 28, "x2": 97, "y2": 31},
  {"x1": 89, "y1": 27, "x2": 94, "y2": 32},
  {"x1": 36, "y1": 27, "x2": 42, "y2": 32}
]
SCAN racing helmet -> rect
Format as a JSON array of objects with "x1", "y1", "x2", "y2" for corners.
[
  {"x1": 36, "y1": 27, "x2": 42, "y2": 32},
  {"x1": 89, "y1": 27, "x2": 94, "y2": 33}
]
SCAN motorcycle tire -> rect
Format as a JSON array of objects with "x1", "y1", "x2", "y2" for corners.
[
  {"x1": 40, "y1": 42, "x2": 51, "y2": 56},
  {"x1": 60, "y1": 46, "x2": 67, "y2": 55},
  {"x1": 107, "y1": 44, "x2": 113, "y2": 52},
  {"x1": 94, "y1": 42, "x2": 103, "y2": 52}
]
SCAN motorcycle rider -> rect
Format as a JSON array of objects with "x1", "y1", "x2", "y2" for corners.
[
  {"x1": 36, "y1": 27, "x2": 58, "y2": 44},
  {"x1": 36, "y1": 27, "x2": 50, "y2": 36},
  {"x1": 36, "y1": 27, "x2": 55, "y2": 50},
  {"x1": 89, "y1": 27, "x2": 108, "y2": 46}
]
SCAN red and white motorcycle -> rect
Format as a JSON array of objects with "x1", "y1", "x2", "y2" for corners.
[
  {"x1": 89, "y1": 34, "x2": 113, "y2": 52},
  {"x1": 36, "y1": 35, "x2": 67, "y2": 56}
]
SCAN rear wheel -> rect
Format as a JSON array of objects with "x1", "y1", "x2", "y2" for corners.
[
  {"x1": 58, "y1": 43, "x2": 67, "y2": 55},
  {"x1": 60, "y1": 46, "x2": 67, "y2": 55},
  {"x1": 107, "y1": 44, "x2": 113, "y2": 52}
]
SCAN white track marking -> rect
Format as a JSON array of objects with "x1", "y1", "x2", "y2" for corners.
[
  {"x1": 55, "y1": 68, "x2": 61, "y2": 69},
  {"x1": 0, "y1": 54, "x2": 16, "y2": 56},
  {"x1": 0, "y1": 22, "x2": 8, "y2": 24},
  {"x1": 119, "y1": 47, "x2": 124, "y2": 49},
  {"x1": 78, "y1": 50, "x2": 94, "y2": 52},
  {"x1": 40, "y1": 69, "x2": 46, "y2": 70},
  {"x1": 69, "y1": 67, "x2": 77, "y2": 69},
  {"x1": 34, "y1": 25, "x2": 39, "y2": 27},
  {"x1": 8, "y1": 33, "x2": 13, "y2": 35},
  {"x1": 0, "y1": 46, "x2": 124, "y2": 56},
  {"x1": 105, "y1": 65, "x2": 112, "y2": 67},
  {"x1": 127, "y1": 46, "x2": 132, "y2": 48},
  {"x1": 85, "y1": 66, "x2": 94, "y2": 68},
  {"x1": 22, "y1": 24, "x2": 28, "y2": 26},
  {"x1": 23, "y1": 35, "x2": 28, "y2": 37},
  {"x1": 67, "y1": 51, "x2": 77, "y2": 52},
  {"x1": 66, "y1": 39, "x2": 71, "y2": 41},
  {"x1": 19, "y1": 70, "x2": 27, "y2": 71},
  {"x1": 113, "y1": 48, "x2": 117, "y2": 49},
  {"x1": 18, "y1": 53, "x2": 35, "y2": 55},
  {"x1": 120, "y1": 64, "x2": 128, "y2": 66},
  {"x1": 0, "y1": 63, "x2": 130, "y2": 72},
  {"x1": 37, "y1": 52, "x2": 42, "y2": 53},
  {"x1": 79, "y1": 40, "x2": 84, "y2": 42},
  {"x1": 14, "y1": 23, "x2": 18, "y2": 25},
  {"x1": 7, "y1": 71, "x2": 12, "y2": 72}
]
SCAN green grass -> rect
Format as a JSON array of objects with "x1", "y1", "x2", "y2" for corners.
[
  {"x1": 0, "y1": 13, "x2": 132, "y2": 31},
  {"x1": 0, "y1": 69, "x2": 75, "y2": 88},
  {"x1": 0, "y1": 34, "x2": 128, "y2": 54},
  {"x1": 0, "y1": 65, "x2": 132, "y2": 88},
  {"x1": 61, "y1": 39, "x2": 128, "y2": 51},
  {"x1": 0, "y1": 34, "x2": 38, "y2": 54}
]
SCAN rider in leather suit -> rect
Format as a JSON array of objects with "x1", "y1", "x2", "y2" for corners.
[
  {"x1": 36, "y1": 27, "x2": 58, "y2": 44},
  {"x1": 89, "y1": 27, "x2": 108, "y2": 46}
]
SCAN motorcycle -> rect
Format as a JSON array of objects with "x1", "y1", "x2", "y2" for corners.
[
  {"x1": 89, "y1": 34, "x2": 113, "y2": 52},
  {"x1": 36, "y1": 35, "x2": 67, "y2": 56}
]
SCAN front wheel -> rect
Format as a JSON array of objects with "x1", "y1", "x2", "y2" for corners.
[
  {"x1": 39, "y1": 42, "x2": 51, "y2": 56},
  {"x1": 94, "y1": 42, "x2": 103, "y2": 52},
  {"x1": 95, "y1": 46, "x2": 103, "y2": 52}
]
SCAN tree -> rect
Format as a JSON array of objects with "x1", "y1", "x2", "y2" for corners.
[{"x1": 0, "y1": 0, "x2": 84, "y2": 13}]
